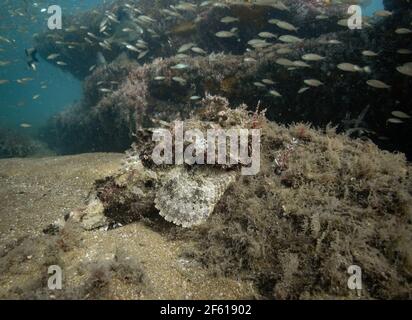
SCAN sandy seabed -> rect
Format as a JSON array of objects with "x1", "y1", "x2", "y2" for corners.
[{"x1": 0, "y1": 153, "x2": 255, "y2": 299}]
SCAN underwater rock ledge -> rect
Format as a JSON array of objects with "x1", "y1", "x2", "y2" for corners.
[{"x1": 40, "y1": 1, "x2": 412, "y2": 157}]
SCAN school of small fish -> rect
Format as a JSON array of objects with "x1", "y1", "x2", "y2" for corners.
[{"x1": 0, "y1": 0, "x2": 410, "y2": 130}]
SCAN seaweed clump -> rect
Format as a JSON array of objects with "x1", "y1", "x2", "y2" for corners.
[
  {"x1": 183, "y1": 102, "x2": 412, "y2": 299},
  {"x1": 76, "y1": 248, "x2": 147, "y2": 300}
]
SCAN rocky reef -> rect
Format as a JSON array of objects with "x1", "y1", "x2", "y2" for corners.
[
  {"x1": 48, "y1": 94, "x2": 412, "y2": 299},
  {"x1": 38, "y1": 0, "x2": 412, "y2": 158}
]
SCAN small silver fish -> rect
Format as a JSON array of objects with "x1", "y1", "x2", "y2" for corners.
[
  {"x1": 220, "y1": 16, "x2": 239, "y2": 24},
  {"x1": 366, "y1": 80, "x2": 391, "y2": 89},
  {"x1": 172, "y1": 77, "x2": 187, "y2": 85},
  {"x1": 304, "y1": 79, "x2": 324, "y2": 87},
  {"x1": 215, "y1": 31, "x2": 236, "y2": 38},
  {"x1": 391, "y1": 111, "x2": 410, "y2": 119},
  {"x1": 269, "y1": 90, "x2": 282, "y2": 97},
  {"x1": 171, "y1": 63, "x2": 189, "y2": 70}
]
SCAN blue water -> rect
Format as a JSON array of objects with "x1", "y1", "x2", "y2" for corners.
[
  {"x1": 363, "y1": 0, "x2": 385, "y2": 16},
  {"x1": 0, "y1": 0, "x2": 110, "y2": 135}
]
